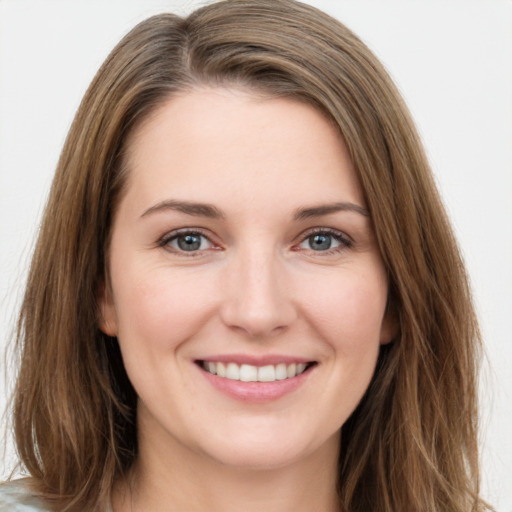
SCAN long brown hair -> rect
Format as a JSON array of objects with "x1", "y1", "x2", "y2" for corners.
[{"x1": 11, "y1": 1, "x2": 488, "y2": 510}]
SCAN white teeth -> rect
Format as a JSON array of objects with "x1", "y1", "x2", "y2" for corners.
[
  {"x1": 226, "y1": 363, "x2": 240, "y2": 380},
  {"x1": 296, "y1": 363, "x2": 307, "y2": 374},
  {"x1": 202, "y1": 361, "x2": 310, "y2": 382},
  {"x1": 240, "y1": 364, "x2": 258, "y2": 382},
  {"x1": 275, "y1": 363, "x2": 287, "y2": 380},
  {"x1": 258, "y1": 365, "x2": 276, "y2": 382},
  {"x1": 217, "y1": 362, "x2": 226, "y2": 377}
]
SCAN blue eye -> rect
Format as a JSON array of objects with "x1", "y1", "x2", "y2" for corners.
[
  {"x1": 308, "y1": 233, "x2": 337, "y2": 251},
  {"x1": 164, "y1": 232, "x2": 213, "y2": 252},
  {"x1": 298, "y1": 230, "x2": 350, "y2": 252}
]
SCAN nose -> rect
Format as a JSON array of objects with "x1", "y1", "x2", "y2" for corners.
[{"x1": 219, "y1": 247, "x2": 297, "y2": 339}]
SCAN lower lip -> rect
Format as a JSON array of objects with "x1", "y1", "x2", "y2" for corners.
[{"x1": 198, "y1": 365, "x2": 313, "y2": 403}]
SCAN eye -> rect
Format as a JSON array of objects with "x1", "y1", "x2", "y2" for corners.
[
  {"x1": 297, "y1": 229, "x2": 351, "y2": 253},
  {"x1": 161, "y1": 230, "x2": 215, "y2": 253}
]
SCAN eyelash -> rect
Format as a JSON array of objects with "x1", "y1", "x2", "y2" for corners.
[
  {"x1": 158, "y1": 228, "x2": 216, "y2": 257},
  {"x1": 157, "y1": 227, "x2": 353, "y2": 257},
  {"x1": 297, "y1": 227, "x2": 353, "y2": 255}
]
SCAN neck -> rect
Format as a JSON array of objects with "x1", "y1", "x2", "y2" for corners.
[{"x1": 112, "y1": 426, "x2": 341, "y2": 512}]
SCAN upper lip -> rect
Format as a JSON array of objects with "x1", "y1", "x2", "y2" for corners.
[{"x1": 195, "y1": 354, "x2": 315, "y2": 366}]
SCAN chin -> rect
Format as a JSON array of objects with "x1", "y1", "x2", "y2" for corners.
[
  {"x1": 207, "y1": 444, "x2": 308, "y2": 471},
  {"x1": 196, "y1": 424, "x2": 339, "y2": 472}
]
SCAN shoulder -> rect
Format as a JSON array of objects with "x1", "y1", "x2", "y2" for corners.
[{"x1": 0, "y1": 481, "x2": 51, "y2": 511}]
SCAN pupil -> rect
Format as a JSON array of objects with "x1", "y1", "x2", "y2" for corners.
[
  {"x1": 310, "y1": 234, "x2": 331, "y2": 250},
  {"x1": 178, "y1": 234, "x2": 201, "y2": 251}
]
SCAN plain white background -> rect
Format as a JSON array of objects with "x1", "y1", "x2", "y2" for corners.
[{"x1": 0, "y1": 0, "x2": 511, "y2": 509}]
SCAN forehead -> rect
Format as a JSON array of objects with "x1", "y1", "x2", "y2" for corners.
[{"x1": 121, "y1": 87, "x2": 364, "y2": 215}]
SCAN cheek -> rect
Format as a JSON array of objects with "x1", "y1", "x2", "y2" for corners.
[
  {"x1": 299, "y1": 267, "x2": 388, "y2": 351},
  {"x1": 111, "y1": 264, "x2": 218, "y2": 352},
  {"x1": 110, "y1": 265, "x2": 221, "y2": 404}
]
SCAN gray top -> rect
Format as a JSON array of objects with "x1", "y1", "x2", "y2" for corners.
[{"x1": 0, "y1": 481, "x2": 113, "y2": 511}]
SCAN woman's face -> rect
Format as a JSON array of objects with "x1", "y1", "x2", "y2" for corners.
[{"x1": 100, "y1": 87, "x2": 394, "y2": 471}]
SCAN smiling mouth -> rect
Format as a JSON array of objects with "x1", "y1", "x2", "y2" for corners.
[{"x1": 197, "y1": 361, "x2": 316, "y2": 383}]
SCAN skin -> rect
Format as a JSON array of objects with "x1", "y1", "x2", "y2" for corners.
[{"x1": 100, "y1": 87, "x2": 394, "y2": 512}]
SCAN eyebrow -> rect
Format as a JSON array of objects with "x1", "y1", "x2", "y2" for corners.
[
  {"x1": 140, "y1": 199, "x2": 369, "y2": 221},
  {"x1": 293, "y1": 202, "x2": 369, "y2": 220},
  {"x1": 140, "y1": 200, "x2": 225, "y2": 219}
]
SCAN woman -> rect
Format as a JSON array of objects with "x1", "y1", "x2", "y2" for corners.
[{"x1": 1, "y1": 0, "x2": 489, "y2": 510}]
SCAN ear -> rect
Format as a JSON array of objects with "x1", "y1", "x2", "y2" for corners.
[
  {"x1": 97, "y1": 279, "x2": 118, "y2": 336},
  {"x1": 379, "y1": 300, "x2": 399, "y2": 345}
]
